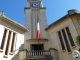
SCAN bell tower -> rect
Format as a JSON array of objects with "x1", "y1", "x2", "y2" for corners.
[{"x1": 24, "y1": 0, "x2": 49, "y2": 39}]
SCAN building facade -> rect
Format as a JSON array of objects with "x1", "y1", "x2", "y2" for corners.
[
  {"x1": 46, "y1": 10, "x2": 80, "y2": 60},
  {"x1": 0, "y1": 0, "x2": 80, "y2": 60},
  {"x1": 0, "y1": 12, "x2": 28, "y2": 60}
]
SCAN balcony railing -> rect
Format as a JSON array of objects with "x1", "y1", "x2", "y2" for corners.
[
  {"x1": 26, "y1": 50, "x2": 52, "y2": 59},
  {"x1": 19, "y1": 48, "x2": 58, "y2": 60}
]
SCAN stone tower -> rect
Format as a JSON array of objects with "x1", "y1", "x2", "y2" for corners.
[{"x1": 24, "y1": 0, "x2": 49, "y2": 39}]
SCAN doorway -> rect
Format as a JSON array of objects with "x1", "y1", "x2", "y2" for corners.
[{"x1": 31, "y1": 44, "x2": 44, "y2": 51}]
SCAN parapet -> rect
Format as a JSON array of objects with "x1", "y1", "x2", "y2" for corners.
[{"x1": 68, "y1": 9, "x2": 80, "y2": 15}]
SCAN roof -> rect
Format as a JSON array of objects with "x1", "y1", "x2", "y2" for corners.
[
  {"x1": 0, "y1": 12, "x2": 29, "y2": 32},
  {"x1": 46, "y1": 13, "x2": 80, "y2": 31}
]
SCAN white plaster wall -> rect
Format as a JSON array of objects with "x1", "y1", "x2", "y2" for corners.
[
  {"x1": 0, "y1": 24, "x2": 4, "y2": 47},
  {"x1": 0, "y1": 21, "x2": 25, "y2": 60}
]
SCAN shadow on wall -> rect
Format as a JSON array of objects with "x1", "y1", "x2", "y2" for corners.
[{"x1": 11, "y1": 44, "x2": 24, "y2": 60}]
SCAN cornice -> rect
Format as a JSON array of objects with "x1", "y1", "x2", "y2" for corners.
[
  {"x1": 46, "y1": 13, "x2": 80, "y2": 31},
  {"x1": 24, "y1": 7, "x2": 46, "y2": 10},
  {"x1": 0, "y1": 15, "x2": 29, "y2": 32},
  {"x1": 26, "y1": 38, "x2": 48, "y2": 42}
]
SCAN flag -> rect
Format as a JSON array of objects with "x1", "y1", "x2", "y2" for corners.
[{"x1": 36, "y1": 17, "x2": 40, "y2": 40}]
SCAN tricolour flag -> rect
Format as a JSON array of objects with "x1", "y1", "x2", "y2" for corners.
[{"x1": 36, "y1": 17, "x2": 40, "y2": 40}]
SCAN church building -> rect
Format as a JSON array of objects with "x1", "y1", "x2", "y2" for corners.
[{"x1": 0, "y1": 0, "x2": 80, "y2": 60}]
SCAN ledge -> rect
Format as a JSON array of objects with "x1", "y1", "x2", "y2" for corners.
[
  {"x1": 63, "y1": 50, "x2": 66, "y2": 52},
  {"x1": 68, "y1": 52, "x2": 72, "y2": 54},
  {"x1": 26, "y1": 56, "x2": 53, "y2": 60},
  {"x1": 24, "y1": 7, "x2": 46, "y2": 10},
  {"x1": 72, "y1": 46, "x2": 76, "y2": 49},
  {"x1": 9, "y1": 52, "x2": 13, "y2": 55},
  {"x1": 49, "y1": 48, "x2": 57, "y2": 51},
  {"x1": 26, "y1": 39, "x2": 48, "y2": 42},
  {"x1": 0, "y1": 49, "x2": 3, "y2": 52},
  {"x1": 19, "y1": 49, "x2": 28, "y2": 52},
  {"x1": 3, "y1": 55, "x2": 8, "y2": 58}
]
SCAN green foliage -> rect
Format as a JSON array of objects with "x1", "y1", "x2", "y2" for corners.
[
  {"x1": 78, "y1": 48, "x2": 80, "y2": 52},
  {"x1": 76, "y1": 35, "x2": 80, "y2": 46}
]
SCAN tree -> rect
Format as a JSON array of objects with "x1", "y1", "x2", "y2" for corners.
[
  {"x1": 76, "y1": 35, "x2": 80, "y2": 46},
  {"x1": 76, "y1": 35, "x2": 80, "y2": 51}
]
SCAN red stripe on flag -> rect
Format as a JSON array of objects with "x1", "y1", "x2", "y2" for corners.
[
  {"x1": 36, "y1": 30, "x2": 40, "y2": 40},
  {"x1": 36, "y1": 17, "x2": 40, "y2": 40}
]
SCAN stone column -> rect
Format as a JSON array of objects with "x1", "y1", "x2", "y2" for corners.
[
  {"x1": 3, "y1": 30, "x2": 9, "y2": 51},
  {"x1": 9, "y1": 32, "x2": 13, "y2": 55}
]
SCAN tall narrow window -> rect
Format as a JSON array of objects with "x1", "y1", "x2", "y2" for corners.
[
  {"x1": 10, "y1": 33, "x2": 16, "y2": 52},
  {"x1": 58, "y1": 31, "x2": 65, "y2": 51},
  {"x1": 0, "y1": 29, "x2": 7, "y2": 50},
  {"x1": 66, "y1": 27, "x2": 75, "y2": 47},
  {"x1": 5, "y1": 31, "x2": 11, "y2": 55},
  {"x1": 62, "y1": 29, "x2": 71, "y2": 52}
]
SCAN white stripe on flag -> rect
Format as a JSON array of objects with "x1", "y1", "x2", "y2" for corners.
[{"x1": 36, "y1": 17, "x2": 40, "y2": 40}]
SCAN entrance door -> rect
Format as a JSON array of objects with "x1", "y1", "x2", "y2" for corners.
[{"x1": 31, "y1": 44, "x2": 44, "y2": 51}]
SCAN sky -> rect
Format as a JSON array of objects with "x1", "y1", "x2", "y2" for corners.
[{"x1": 0, "y1": 0, "x2": 80, "y2": 26}]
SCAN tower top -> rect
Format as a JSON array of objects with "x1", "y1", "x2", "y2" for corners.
[
  {"x1": 27, "y1": 0, "x2": 42, "y2": 2},
  {"x1": 27, "y1": 0, "x2": 43, "y2": 8}
]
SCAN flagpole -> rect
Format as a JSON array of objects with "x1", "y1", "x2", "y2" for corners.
[
  {"x1": 37, "y1": 9, "x2": 39, "y2": 50},
  {"x1": 36, "y1": 9, "x2": 40, "y2": 50},
  {"x1": 38, "y1": 39, "x2": 39, "y2": 50}
]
